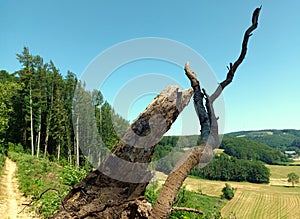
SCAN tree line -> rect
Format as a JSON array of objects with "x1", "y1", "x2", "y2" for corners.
[
  {"x1": 221, "y1": 136, "x2": 289, "y2": 164},
  {"x1": 190, "y1": 153, "x2": 270, "y2": 184},
  {"x1": 151, "y1": 135, "x2": 271, "y2": 183},
  {"x1": 0, "y1": 47, "x2": 128, "y2": 166}
]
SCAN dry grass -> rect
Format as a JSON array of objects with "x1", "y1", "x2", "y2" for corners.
[
  {"x1": 266, "y1": 164, "x2": 300, "y2": 179},
  {"x1": 154, "y1": 163, "x2": 300, "y2": 219},
  {"x1": 221, "y1": 186, "x2": 300, "y2": 219}
]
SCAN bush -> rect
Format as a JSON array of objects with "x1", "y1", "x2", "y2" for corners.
[
  {"x1": 8, "y1": 142, "x2": 24, "y2": 153},
  {"x1": 145, "y1": 182, "x2": 159, "y2": 205},
  {"x1": 221, "y1": 183, "x2": 236, "y2": 200},
  {"x1": 8, "y1": 152, "x2": 82, "y2": 218},
  {"x1": 58, "y1": 165, "x2": 87, "y2": 187}
]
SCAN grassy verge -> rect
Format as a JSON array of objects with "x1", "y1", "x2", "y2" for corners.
[
  {"x1": 145, "y1": 182, "x2": 225, "y2": 219},
  {"x1": 0, "y1": 153, "x2": 5, "y2": 175},
  {"x1": 8, "y1": 152, "x2": 88, "y2": 218}
]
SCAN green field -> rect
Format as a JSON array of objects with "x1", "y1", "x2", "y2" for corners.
[
  {"x1": 155, "y1": 163, "x2": 300, "y2": 219},
  {"x1": 266, "y1": 164, "x2": 300, "y2": 179}
]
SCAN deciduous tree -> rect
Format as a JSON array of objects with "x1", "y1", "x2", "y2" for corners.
[{"x1": 288, "y1": 172, "x2": 299, "y2": 187}]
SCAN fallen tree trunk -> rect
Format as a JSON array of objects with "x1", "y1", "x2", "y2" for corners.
[{"x1": 51, "y1": 85, "x2": 193, "y2": 219}]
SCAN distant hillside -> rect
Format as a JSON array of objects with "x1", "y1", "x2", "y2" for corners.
[
  {"x1": 220, "y1": 136, "x2": 288, "y2": 164},
  {"x1": 226, "y1": 129, "x2": 300, "y2": 148}
]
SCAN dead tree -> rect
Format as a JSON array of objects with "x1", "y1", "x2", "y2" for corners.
[
  {"x1": 51, "y1": 85, "x2": 193, "y2": 218},
  {"x1": 150, "y1": 6, "x2": 261, "y2": 219},
  {"x1": 51, "y1": 6, "x2": 261, "y2": 219}
]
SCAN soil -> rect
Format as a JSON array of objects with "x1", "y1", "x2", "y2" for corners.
[{"x1": 0, "y1": 158, "x2": 39, "y2": 219}]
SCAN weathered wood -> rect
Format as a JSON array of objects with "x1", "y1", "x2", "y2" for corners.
[{"x1": 51, "y1": 85, "x2": 193, "y2": 219}]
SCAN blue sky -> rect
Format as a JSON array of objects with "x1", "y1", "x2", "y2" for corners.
[{"x1": 1, "y1": 0, "x2": 300, "y2": 135}]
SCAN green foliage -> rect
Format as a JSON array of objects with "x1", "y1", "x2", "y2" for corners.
[
  {"x1": 8, "y1": 152, "x2": 88, "y2": 218},
  {"x1": 146, "y1": 183, "x2": 224, "y2": 218},
  {"x1": 190, "y1": 153, "x2": 270, "y2": 184},
  {"x1": 0, "y1": 79, "x2": 21, "y2": 140},
  {"x1": 227, "y1": 129, "x2": 300, "y2": 149},
  {"x1": 174, "y1": 185, "x2": 187, "y2": 206},
  {"x1": 171, "y1": 188, "x2": 224, "y2": 219},
  {"x1": 0, "y1": 48, "x2": 131, "y2": 166},
  {"x1": 0, "y1": 152, "x2": 5, "y2": 176},
  {"x1": 145, "y1": 182, "x2": 159, "y2": 205},
  {"x1": 287, "y1": 172, "x2": 299, "y2": 187},
  {"x1": 8, "y1": 142, "x2": 24, "y2": 153},
  {"x1": 152, "y1": 135, "x2": 200, "y2": 174},
  {"x1": 221, "y1": 136, "x2": 288, "y2": 164},
  {"x1": 221, "y1": 183, "x2": 236, "y2": 200},
  {"x1": 58, "y1": 165, "x2": 87, "y2": 187}
]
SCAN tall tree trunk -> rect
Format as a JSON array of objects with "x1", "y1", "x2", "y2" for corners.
[
  {"x1": 67, "y1": 128, "x2": 72, "y2": 164},
  {"x1": 51, "y1": 85, "x2": 193, "y2": 218},
  {"x1": 30, "y1": 82, "x2": 34, "y2": 156},
  {"x1": 44, "y1": 119, "x2": 50, "y2": 159},
  {"x1": 76, "y1": 115, "x2": 80, "y2": 167},
  {"x1": 57, "y1": 139, "x2": 61, "y2": 163},
  {"x1": 44, "y1": 80, "x2": 54, "y2": 158},
  {"x1": 36, "y1": 111, "x2": 41, "y2": 158}
]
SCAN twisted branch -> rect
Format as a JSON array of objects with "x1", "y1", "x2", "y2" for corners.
[{"x1": 209, "y1": 6, "x2": 262, "y2": 103}]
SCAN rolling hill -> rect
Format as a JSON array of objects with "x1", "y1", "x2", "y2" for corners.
[{"x1": 225, "y1": 129, "x2": 300, "y2": 148}]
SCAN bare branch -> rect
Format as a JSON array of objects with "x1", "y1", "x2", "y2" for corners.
[
  {"x1": 209, "y1": 6, "x2": 262, "y2": 103},
  {"x1": 172, "y1": 206, "x2": 203, "y2": 215},
  {"x1": 19, "y1": 188, "x2": 67, "y2": 214},
  {"x1": 151, "y1": 7, "x2": 261, "y2": 219},
  {"x1": 184, "y1": 61, "x2": 199, "y2": 88}
]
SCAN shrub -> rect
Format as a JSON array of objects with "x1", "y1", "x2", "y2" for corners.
[
  {"x1": 58, "y1": 165, "x2": 87, "y2": 187},
  {"x1": 145, "y1": 182, "x2": 159, "y2": 205},
  {"x1": 8, "y1": 142, "x2": 24, "y2": 153},
  {"x1": 221, "y1": 183, "x2": 236, "y2": 200}
]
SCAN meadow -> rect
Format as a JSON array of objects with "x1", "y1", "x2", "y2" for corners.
[{"x1": 155, "y1": 164, "x2": 300, "y2": 219}]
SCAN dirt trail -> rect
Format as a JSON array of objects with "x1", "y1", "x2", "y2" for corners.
[{"x1": 0, "y1": 158, "x2": 39, "y2": 219}]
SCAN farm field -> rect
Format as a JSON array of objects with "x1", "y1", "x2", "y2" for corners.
[
  {"x1": 221, "y1": 187, "x2": 300, "y2": 219},
  {"x1": 266, "y1": 164, "x2": 300, "y2": 179},
  {"x1": 155, "y1": 164, "x2": 300, "y2": 219}
]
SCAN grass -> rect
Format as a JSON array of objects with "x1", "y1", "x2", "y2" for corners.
[
  {"x1": 154, "y1": 164, "x2": 300, "y2": 219},
  {"x1": 184, "y1": 177, "x2": 300, "y2": 219},
  {"x1": 8, "y1": 152, "x2": 88, "y2": 218},
  {"x1": 0, "y1": 153, "x2": 5, "y2": 176},
  {"x1": 171, "y1": 190, "x2": 225, "y2": 219},
  {"x1": 221, "y1": 186, "x2": 300, "y2": 219},
  {"x1": 146, "y1": 181, "x2": 225, "y2": 219},
  {"x1": 266, "y1": 164, "x2": 300, "y2": 179}
]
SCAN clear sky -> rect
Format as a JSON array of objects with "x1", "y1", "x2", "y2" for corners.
[{"x1": 1, "y1": 0, "x2": 300, "y2": 135}]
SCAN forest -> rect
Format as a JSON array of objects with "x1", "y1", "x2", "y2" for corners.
[
  {"x1": 220, "y1": 136, "x2": 289, "y2": 164},
  {"x1": 0, "y1": 47, "x2": 128, "y2": 166},
  {"x1": 0, "y1": 47, "x2": 293, "y2": 186},
  {"x1": 227, "y1": 129, "x2": 300, "y2": 152},
  {"x1": 190, "y1": 153, "x2": 270, "y2": 184}
]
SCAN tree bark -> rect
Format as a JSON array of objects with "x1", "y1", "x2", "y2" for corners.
[
  {"x1": 36, "y1": 111, "x2": 41, "y2": 158},
  {"x1": 150, "y1": 145, "x2": 210, "y2": 219},
  {"x1": 76, "y1": 115, "x2": 80, "y2": 167},
  {"x1": 29, "y1": 81, "x2": 34, "y2": 156},
  {"x1": 51, "y1": 85, "x2": 193, "y2": 219}
]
